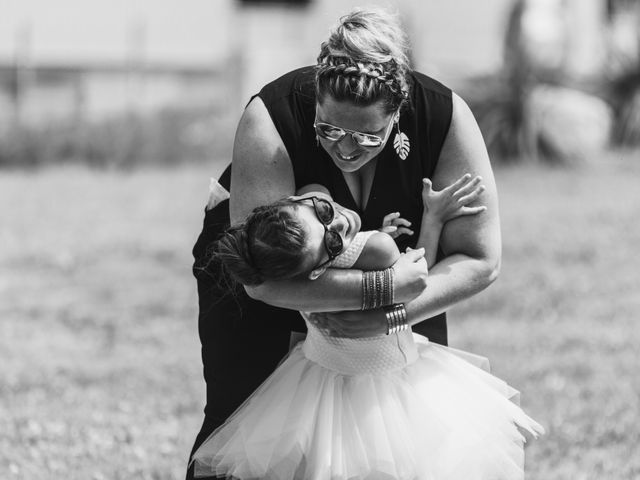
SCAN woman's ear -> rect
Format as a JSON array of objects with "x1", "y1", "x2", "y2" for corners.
[{"x1": 308, "y1": 266, "x2": 328, "y2": 280}]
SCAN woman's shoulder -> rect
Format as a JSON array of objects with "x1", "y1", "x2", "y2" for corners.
[
  {"x1": 405, "y1": 70, "x2": 454, "y2": 149},
  {"x1": 256, "y1": 66, "x2": 316, "y2": 105},
  {"x1": 408, "y1": 70, "x2": 452, "y2": 100}
]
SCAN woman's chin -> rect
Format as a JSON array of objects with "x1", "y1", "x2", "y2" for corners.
[{"x1": 331, "y1": 154, "x2": 370, "y2": 172}]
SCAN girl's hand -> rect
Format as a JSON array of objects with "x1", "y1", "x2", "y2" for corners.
[
  {"x1": 422, "y1": 174, "x2": 486, "y2": 223},
  {"x1": 391, "y1": 247, "x2": 428, "y2": 303},
  {"x1": 379, "y1": 212, "x2": 414, "y2": 238}
]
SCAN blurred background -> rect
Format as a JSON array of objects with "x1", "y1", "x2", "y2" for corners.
[{"x1": 1, "y1": 0, "x2": 639, "y2": 479}]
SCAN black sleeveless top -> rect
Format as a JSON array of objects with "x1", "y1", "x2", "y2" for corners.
[{"x1": 255, "y1": 66, "x2": 453, "y2": 344}]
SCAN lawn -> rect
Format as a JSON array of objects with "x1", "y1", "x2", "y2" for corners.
[{"x1": 1, "y1": 152, "x2": 639, "y2": 479}]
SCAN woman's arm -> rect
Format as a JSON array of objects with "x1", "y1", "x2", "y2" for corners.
[
  {"x1": 308, "y1": 93, "x2": 500, "y2": 337},
  {"x1": 403, "y1": 92, "x2": 501, "y2": 325},
  {"x1": 230, "y1": 97, "x2": 296, "y2": 223},
  {"x1": 230, "y1": 98, "x2": 428, "y2": 311}
]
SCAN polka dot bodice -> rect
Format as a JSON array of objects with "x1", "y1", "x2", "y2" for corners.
[{"x1": 301, "y1": 232, "x2": 419, "y2": 375}]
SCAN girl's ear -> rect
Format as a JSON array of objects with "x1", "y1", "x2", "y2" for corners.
[{"x1": 308, "y1": 266, "x2": 327, "y2": 280}]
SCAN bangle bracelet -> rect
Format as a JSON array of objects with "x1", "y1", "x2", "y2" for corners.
[
  {"x1": 384, "y1": 303, "x2": 409, "y2": 335},
  {"x1": 361, "y1": 268, "x2": 396, "y2": 310}
]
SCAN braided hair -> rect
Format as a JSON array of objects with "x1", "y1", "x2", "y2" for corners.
[
  {"x1": 316, "y1": 8, "x2": 410, "y2": 114},
  {"x1": 213, "y1": 200, "x2": 308, "y2": 286}
]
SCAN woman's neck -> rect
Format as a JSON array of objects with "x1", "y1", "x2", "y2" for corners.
[{"x1": 342, "y1": 158, "x2": 378, "y2": 211}]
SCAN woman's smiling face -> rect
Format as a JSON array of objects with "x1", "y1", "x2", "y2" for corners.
[{"x1": 315, "y1": 98, "x2": 396, "y2": 173}]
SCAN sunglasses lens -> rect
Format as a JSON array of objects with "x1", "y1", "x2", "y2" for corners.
[
  {"x1": 325, "y1": 231, "x2": 343, "y2": 257},
  {"x1": 316, "y1": 124, "x2": 345, "y2": 141},
  {"x1": 353, "y1": 133, "x2": 383, "y2": 147},
  {"x1": 314, "y1": 198, "x2": 335, "y2": 224},
  {"x1": 315, "y1": 121, "x2": 385, "y2": 148}
]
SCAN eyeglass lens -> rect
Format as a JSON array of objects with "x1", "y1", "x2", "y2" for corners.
[
  {"x1": 311, "y1": 197, "x2": 343, "y2": 258},
  {"x1": 315, "y1": 123, "x2": 383, "y2": 147}
]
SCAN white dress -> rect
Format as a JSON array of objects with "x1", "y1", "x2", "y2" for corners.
[{"x1": 191, "y1": 232, "x2": 544, "y2": 480}]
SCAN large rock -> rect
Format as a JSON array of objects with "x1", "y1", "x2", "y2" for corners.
[{"x1": 527, "y1": 85, "x2": 613, "y2": 161}]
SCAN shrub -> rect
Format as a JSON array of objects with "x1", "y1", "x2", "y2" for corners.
[{"x1": 0, "y1": 106, "x2": 233, "y2": 169}]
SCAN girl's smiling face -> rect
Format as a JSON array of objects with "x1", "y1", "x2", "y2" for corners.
[
  {"x1": 315, "y1": 98, "x2": 397, "y2": 173},
  {"x1": 289, "y1": 193, "x2": 361, "y2": 275}
]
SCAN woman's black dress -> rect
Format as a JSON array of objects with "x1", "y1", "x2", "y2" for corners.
[{"x1": 186, "y1": 67, "x2": 453, "y2": 479}]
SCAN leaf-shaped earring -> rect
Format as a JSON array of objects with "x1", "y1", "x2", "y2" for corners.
[{"x1": 393, "y1": 121, "x2": 410, "y2": 160}]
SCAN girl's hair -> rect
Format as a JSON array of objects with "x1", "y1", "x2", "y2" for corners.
[
  {"x1": 316, "y1": 8, "x2": 410, "y2": 114},
  {"x1": 213, "y1": 200, "x2": 308, "y2": 286}
]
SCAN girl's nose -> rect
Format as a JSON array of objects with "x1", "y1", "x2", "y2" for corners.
[{"x1": 328, "y1": 212, "x2": 348, "y2": 235}]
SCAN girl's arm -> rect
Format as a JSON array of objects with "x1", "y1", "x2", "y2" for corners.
[
  {"x1": 404, "y1": 93, "x2": 501, "y2": 327},
  {"x1": 416, "y1": 174, "x2": 486, "y2": 267},
  {"x1": 376, "y1": 174, "x2": 485, "y2": 269}
]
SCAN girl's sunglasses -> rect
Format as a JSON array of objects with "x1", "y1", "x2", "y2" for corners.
[
  {"x1": 293, "y1": 196, "x2": 343, "y2": 265},
  {"x1": 314, "y1": 115, "x2": 395, "y2": 149}
]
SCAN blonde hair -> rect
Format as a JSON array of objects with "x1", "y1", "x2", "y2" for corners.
[{"x1": 316, "y1": 8, "x2": 410, "y2": 113}]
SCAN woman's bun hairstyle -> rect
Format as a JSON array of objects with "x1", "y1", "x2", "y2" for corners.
[
  {"x1": 212, "y1": 200, "x2": 308, "y2": 287},
  {"x1": 214, "y1": 224, "x2": 265, "y2": 287},
  {"x1": 316, "y1": 8, "x2": 410, "y2": 113}
]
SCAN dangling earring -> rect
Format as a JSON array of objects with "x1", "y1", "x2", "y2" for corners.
[
  {"x1": 393, "y1": 117, "x2": 410, "y2": 160},
  {"x1": 316, "y1": 134, "x2": 320, "y2": 147}
]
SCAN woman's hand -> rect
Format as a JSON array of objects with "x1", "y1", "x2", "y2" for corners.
[
  {"x1": 379, "y1": 212, "x2": 414, "y2": 239},
  {"x1": 308, "y1": 309, "x2": 388, "y2": 338},
  {"x1": 422, "y1": 174, "x2": 486, "y2": 223},
  {"x1": 391, "y1": 247, "x2": 428, "y2": 303}
]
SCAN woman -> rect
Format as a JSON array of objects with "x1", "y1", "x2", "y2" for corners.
[
  {"x1": 190, "y1": 180, "x2": 540, "y2": 479},
  {"x1": 188, "y1": 7, "x2": 501, "y2": 479}
]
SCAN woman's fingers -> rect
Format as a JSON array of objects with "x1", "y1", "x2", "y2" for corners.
[
  {"x1": 309, "y1": 312, "x2": 329, "y2": 329},
  {"x1": 323, "y1": 315, "x2": 379, "y2": 338}
]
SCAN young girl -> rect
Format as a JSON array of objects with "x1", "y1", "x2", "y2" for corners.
[{"x1": 191, "y1": 174, "x2": 543, "y2": 480}]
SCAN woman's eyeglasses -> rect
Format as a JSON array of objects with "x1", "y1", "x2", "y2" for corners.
[
  {"x1": 293, "y1": 196, "x2": 343, "y2": 265},
  {"x1": 314, "y1": 116, "x2": 395, "y2": 149}
]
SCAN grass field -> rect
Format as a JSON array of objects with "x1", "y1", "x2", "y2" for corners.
[{"x1": 2, "y1": 152, "x2": 639, "y2": 479}]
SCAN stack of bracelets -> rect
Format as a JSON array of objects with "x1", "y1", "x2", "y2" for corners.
[{"x1": 361, "y1": 268, "x2": 409, "y2": 335}]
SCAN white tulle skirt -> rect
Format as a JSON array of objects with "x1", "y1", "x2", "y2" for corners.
[{"x1": 191, "y1": 335, "x2": 543, "y2": 480}]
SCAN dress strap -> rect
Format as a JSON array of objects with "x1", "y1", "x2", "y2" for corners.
[{"x1": 329, "y1": 231, "x2": 377, "y2": 269}]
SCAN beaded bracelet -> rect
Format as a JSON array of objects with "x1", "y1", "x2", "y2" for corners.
[
  {"x1": 361, "y1": 268, "x2": 394, "y2": 310},
  {"x1": 384, "y1": 304, "x2": 409, "y2": 335}
]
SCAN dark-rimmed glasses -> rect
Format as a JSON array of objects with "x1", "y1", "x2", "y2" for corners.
[
  {"x1": 293, "y1": 196, "x2": 343, "y2": 266},
  {"x1": 313, "y1": 115, "x2": 395, "y2": 149}
]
